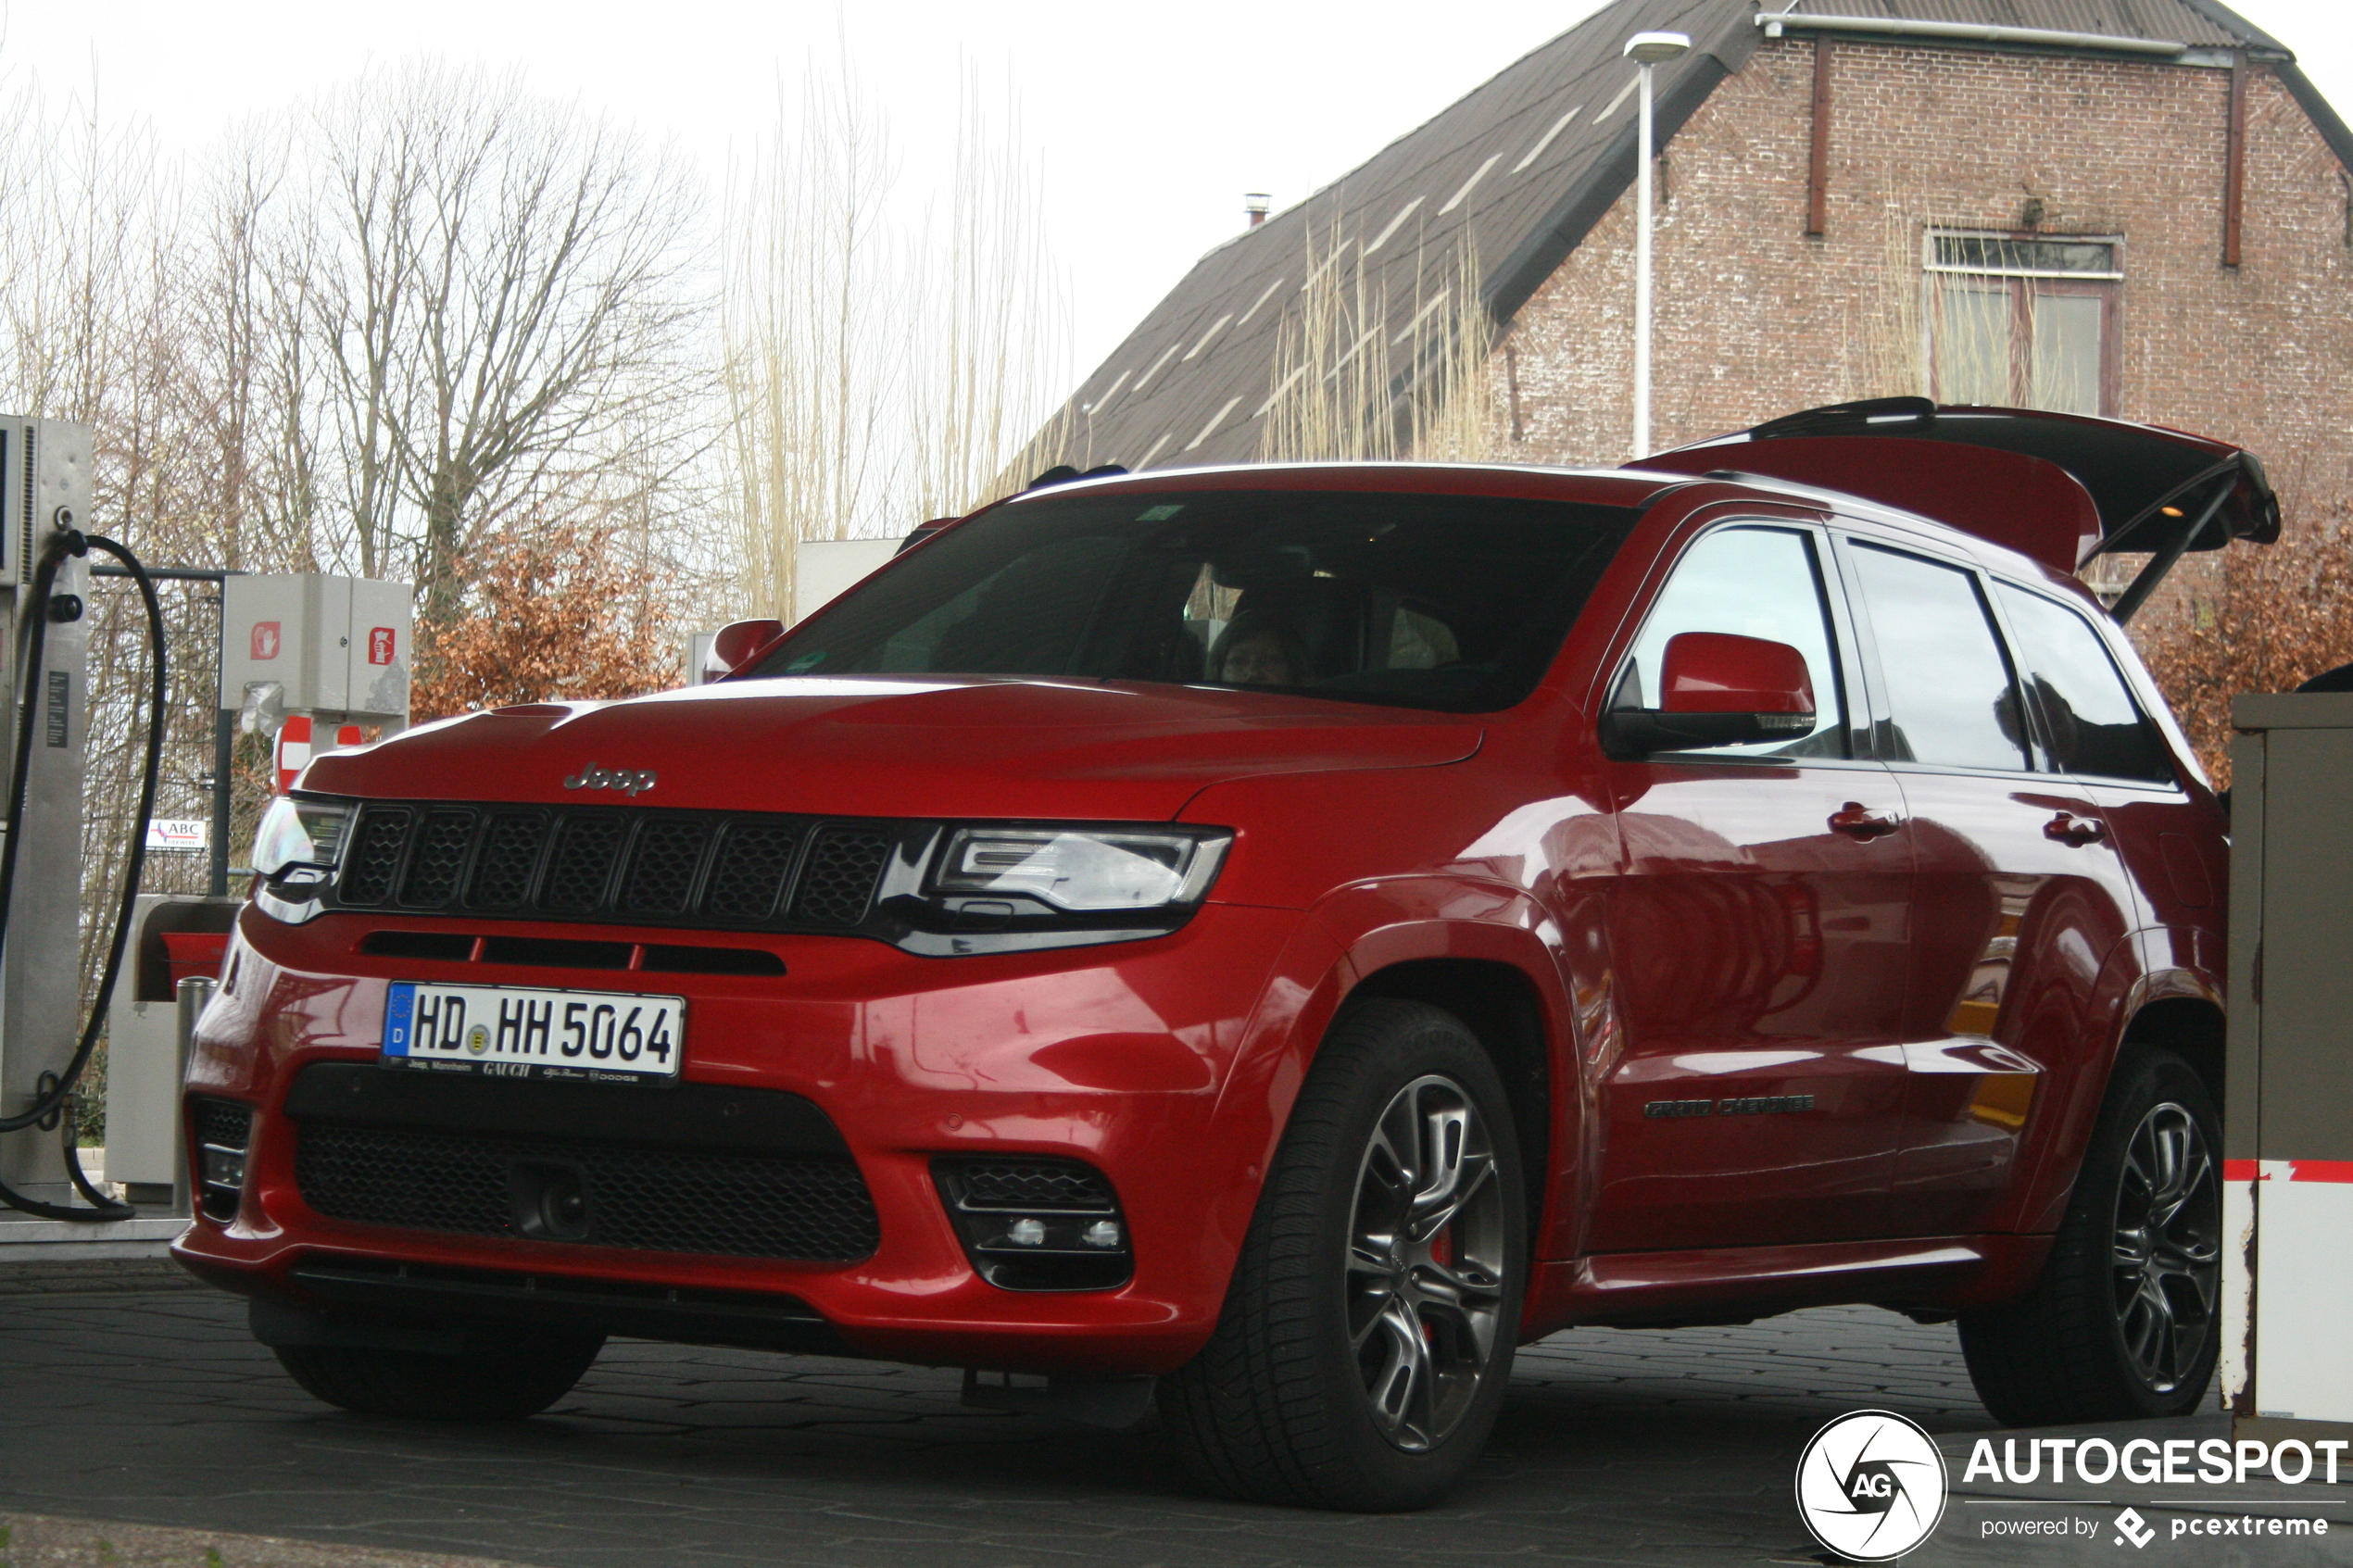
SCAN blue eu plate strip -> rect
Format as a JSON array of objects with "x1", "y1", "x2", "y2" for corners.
[{"x1": 384, "y1": 983, "x2": 416, "y2": 1058}]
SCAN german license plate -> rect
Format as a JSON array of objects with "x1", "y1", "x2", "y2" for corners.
[{"x1": 382, "y1": 982, "x2": 685, "y2": 1084}]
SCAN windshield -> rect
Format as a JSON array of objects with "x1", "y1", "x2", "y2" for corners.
[{"x1": 748, "y1": 488, "x2": 1638, "y2": 712}]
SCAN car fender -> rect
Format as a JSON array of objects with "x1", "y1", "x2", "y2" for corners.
[
  {"x1": 1202, "y1": 876, "x2": 1590, "y2": 1272},
  {"x1": 2007, "y1": 928, "x2": 2222, "y2": 1235}
]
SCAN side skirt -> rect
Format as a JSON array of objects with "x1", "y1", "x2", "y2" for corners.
[{"x1": 1521, "y1": 1233, "x2": 2053, "y2": 1336}]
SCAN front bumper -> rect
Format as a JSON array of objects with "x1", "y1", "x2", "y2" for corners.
[{"x1": 174, "y1": 898, "x2": 1306, "y2": 1376}]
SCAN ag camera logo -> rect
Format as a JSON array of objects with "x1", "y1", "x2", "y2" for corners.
[{"x1": 1796, "y1": 1410, "x2": 1948, "y2": 1561}]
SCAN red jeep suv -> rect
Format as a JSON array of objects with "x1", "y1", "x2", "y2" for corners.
[{"x1": 177, "y1": 400, "x2": 2266, "y2": 1510}]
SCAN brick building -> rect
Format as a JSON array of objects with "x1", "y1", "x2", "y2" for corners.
[{"x1": 1046, "y1": 0, "x2": 2353, "y2": 638}]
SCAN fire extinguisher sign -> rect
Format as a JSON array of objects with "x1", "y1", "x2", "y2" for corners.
[{"x1": 368, "y1": 626, "x2": 396, "y2": 665}]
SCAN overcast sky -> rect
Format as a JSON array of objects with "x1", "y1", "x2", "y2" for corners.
[{"x1": 5, "y1": 0, "x2": 2348, "y2": 392}]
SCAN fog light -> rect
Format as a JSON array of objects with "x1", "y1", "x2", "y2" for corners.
[
  {"x1": 201, "y1": 1147, "x2": 246, "y2": 1189},
  {"x1": 189, "y1": 1097, "x2": 255, "y2": 1223},
  {"x1": 932, "y1": 1156, "x2": 1134, "y2": 1292}
]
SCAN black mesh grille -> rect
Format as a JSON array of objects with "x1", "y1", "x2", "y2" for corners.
[
  {"x1": 543, "y1": 815, "x2": 629, "y2": 913},
  {"x1": 341, "y1": 808, "x2": 412, "y2": 904},
  {"x1": 703, "y1": 822, "x2": 799, "y2": 922},
  {"x1": 399, "y1": 809, "x2": 475, "y2": 906},
  {"x1": 950, "y1": 1160, "x2": 1115, "y2": 1210},
  {"x1": 323, "y1": 804, "x2": 899, "y2": 936},
  {"x1": 469, "y1": 813, "x2": 547, "y2": 909},
  {"x1": 792, "y1": 828, "x2": 892, "y2": 925},
  {"x1": 192, "y1": 1098, "x2": 253, "y2": 1151},
  {"x1": 623, "y1": 819, "x2": 710, "y2": 917},
  {"x1": 295, "y1": 1122, "x2": 878, "y2": 1261}
]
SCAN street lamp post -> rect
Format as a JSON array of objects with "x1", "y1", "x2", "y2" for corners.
[{"x1": 1624, "y1": 31, "x2": 1691, "y2": 460}]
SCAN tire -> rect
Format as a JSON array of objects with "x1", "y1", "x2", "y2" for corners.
[
  {"x1": 274, "y1": 1331, "x2": 604, "y2": 1421},
  {"x1": 1958, "y1": 1047, "x2": 2221, "y2": 1425},
  {"x1": 1161, "y1": 997, "x2": 1528, "y2": 1512}
]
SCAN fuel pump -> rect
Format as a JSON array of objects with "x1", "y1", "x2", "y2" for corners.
[
  {"x1": 0, "y1": 416, "x2": 168, "y2": 1221},
  {"x1": 94, "y1": 575, "x2": 412, "y2": 1211}
]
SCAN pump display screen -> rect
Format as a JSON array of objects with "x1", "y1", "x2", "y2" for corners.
[{"x1": 382, "y1": 982, "x2": 684, "y2": 1084}]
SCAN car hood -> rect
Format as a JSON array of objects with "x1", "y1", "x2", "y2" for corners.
[{"x1": 302, "y1": 676, "x2": 1483, "y2": 821}]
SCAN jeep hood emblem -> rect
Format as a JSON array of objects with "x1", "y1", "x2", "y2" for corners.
[{"x1": 563, "y1": 764, "x2": 657, "y2": 797}]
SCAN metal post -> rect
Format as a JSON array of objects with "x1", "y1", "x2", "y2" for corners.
[
  {"x1": 1634, "y1": 59, "x2": 1655, "y2": 461},
  {"x1": 1623, "y1": 31, "x2": 1690, "y2": 462},
  {"x1": 172, "y1": 975, "x2": 216, "y2": 1218},
  {"x1": 209, "y1": 708, "x2": 233, "y2": 897}
]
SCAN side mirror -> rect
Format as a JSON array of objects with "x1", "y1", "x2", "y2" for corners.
[
  {"x1": 705, "y1": 619, "x2": 785, "y2": 683},
  {"x1": 1600, "y1": 632, "x2": 1817, "y2": 758}
]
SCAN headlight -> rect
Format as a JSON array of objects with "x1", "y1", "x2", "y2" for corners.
[
  {"x1": 935, "y1": 827, "x2": 1227, "y2": 910},
  {"x1": 251, "y1": 795, "x2": 352, "y2": 904},
  {"x1": 885, "y1": 823, "x2": 1232, "y2": 956}
]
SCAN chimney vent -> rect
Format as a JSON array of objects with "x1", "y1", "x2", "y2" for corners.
[{"x1": 1243, "y1": 193, "x2": 1271, "y2": 229}]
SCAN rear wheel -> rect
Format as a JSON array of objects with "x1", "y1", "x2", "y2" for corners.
[
  {"x1": 1161, "y1": 997, "x2": 1527, "y2": 1511},
  {"x1": 275, "y1": 1332, "x2": 604, "y2": 1421},
  {"x1": 1959, "y1": 1048, "x2": 2221, "y2": 1424}
]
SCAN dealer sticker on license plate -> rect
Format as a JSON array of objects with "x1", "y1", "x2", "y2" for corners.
[{"x1": 382, "y1": 982, "x2": 685, "y2": 1084}]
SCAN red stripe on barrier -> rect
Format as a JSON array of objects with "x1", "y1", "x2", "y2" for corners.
[
  {"x1": 2288, "y1": 1160, "x2": 2353, "y2": 1184},
  {"x1": 2224, "y1": 1159, "x2": 2259, "y2": 1181}
]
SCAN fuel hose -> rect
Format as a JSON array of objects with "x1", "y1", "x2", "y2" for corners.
[{"x1": 0, "y1": 525, "x2": 168, "y2": 1221}]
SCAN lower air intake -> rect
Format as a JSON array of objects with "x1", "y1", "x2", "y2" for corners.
[{"x1": 296, "y1": 1122, "x2": 879, "y2": 1262}]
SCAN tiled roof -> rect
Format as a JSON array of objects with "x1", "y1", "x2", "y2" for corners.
[
  {"x1": 1047, "y1": 0, "x2": 2327, "y2": 473},
  {"x1": 1812, "y1": 1, "x2": 2244, "y2": 48}
]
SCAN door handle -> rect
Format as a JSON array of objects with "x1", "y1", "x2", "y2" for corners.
[
  {"x1": 1828, "y1": 802, "x2": 1903, "y2": 839},
  {"x1": 2045, "y1": 811, "x2": 2108, "y2": 847}
]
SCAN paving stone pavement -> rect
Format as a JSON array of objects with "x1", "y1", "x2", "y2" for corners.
[{"x1": 0, "y1": 1283, "x2": 2021, "y2": 1567}]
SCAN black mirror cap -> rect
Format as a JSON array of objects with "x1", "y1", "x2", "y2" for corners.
[{"x1": 1599, "y1": 709, "x2": 1816, "y2": 760}]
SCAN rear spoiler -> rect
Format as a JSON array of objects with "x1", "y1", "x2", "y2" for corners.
[{"x1": 1630, "y1": 398, "x2": 2279, "y2": 621}]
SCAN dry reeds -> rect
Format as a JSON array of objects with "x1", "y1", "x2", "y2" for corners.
[
  {"x1": 1837, "y1": 201, "x2": 1932, "y2": 404},
  {"x1": 1257, "y1": 222, "x2": 1494, "y2": 465},
  {"x1": 723, "y1": 62, "x2": 1069, "y2": 621}
]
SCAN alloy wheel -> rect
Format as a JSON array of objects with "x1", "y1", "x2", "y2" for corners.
[
  {"x1": 1344, "y1": 1073, "x2": 1509, "y2": 1452},
  {"x1": 2109, "y1": 1100, "x2": 2221, "y2": 1395}
]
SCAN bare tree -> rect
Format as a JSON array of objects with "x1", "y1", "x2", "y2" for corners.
[{"x1": 305, "y1": 64, "x2": 709, "y2": 633}]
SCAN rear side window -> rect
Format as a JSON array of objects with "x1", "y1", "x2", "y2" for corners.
[
  {"x1": 1620, "y1": 525, "x2": 1846, "y2": 758},
  {"x1": 1994, "y1": 583, "x2": 2178, "y2": 785},
  {"x1": 1846, "y1": 544, "x2": 2030, "y2": 771}
]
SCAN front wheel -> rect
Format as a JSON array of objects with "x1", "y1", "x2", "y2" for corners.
[
  {"x1": 1958, "y1": 1048, "x2": 2221, "y2": 1424},
  {"x1": 1161, "y1": 997, "x2": 1527, "y2": 1511},
  {"x1": 274, "y1": 1330, "x2": 604, "y2": 1421}
]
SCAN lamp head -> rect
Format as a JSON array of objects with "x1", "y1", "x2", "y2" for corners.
[{"x1": 1624, "y1": 31, "x2": 1692, "y2": 65}]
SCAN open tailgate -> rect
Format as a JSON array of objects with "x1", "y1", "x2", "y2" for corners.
[{"x1": 1631, "y1": 398, "x2": 2279, "y2": 618}]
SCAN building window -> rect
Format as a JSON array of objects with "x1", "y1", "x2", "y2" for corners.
[{"x1": 1924, "y1": 232, "x2": 2120, "y2": 416}]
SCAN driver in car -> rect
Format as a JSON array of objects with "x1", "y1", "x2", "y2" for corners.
[{"x1": 1209, "y1": 615, "x2": 1308, "y2": 686}]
